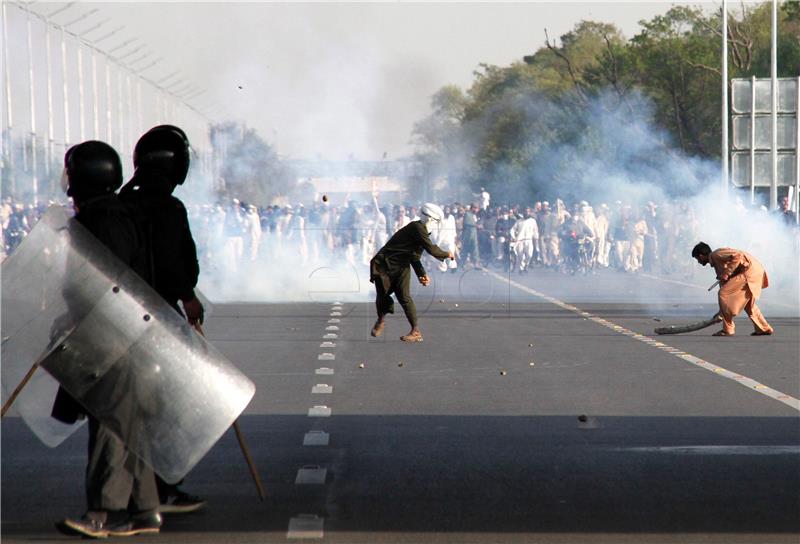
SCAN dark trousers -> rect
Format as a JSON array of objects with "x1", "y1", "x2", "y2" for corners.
[
  {"x1": 86, "y1": 417, "x2": 159, "y2": 513},
  {"x1": 375, "y1": 267, "x2": 418, "y2": 328}
]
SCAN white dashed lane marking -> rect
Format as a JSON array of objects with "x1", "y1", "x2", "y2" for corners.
[
  {"x1": 287, "y1": 514, "x2": 324, "y2": 539},
  {"x1": 291, "y1": 304, "x2": 345, "y2": 540},
  {"x1": 312, "y1": 384, "x2": 333, "y2": 394},
  {"x1": 303, "y1": 430, "x2": 330, "y2": 447},
  {"x1": 487, "y1": 271, "x2": 800, "y2": 412},
  {"x1": 295, "y1": 465, "x2": 327, "y2": 485}
]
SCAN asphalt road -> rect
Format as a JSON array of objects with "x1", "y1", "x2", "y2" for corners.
[{"x1": 3, "y1": 267, "x2": 799, "y2": 543}]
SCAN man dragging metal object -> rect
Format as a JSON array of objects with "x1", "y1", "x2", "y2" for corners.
[
  {"x1": 369, "y1": 203, "x2": 454, "y2": 342},
  {"x1": 691, "y1": 242, "x2": 774, "y2": 337}
]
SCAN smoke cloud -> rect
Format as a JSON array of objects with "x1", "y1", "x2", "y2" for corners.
[{"x1": 175, "y1": 88, "x2": 798, "y2": 319}]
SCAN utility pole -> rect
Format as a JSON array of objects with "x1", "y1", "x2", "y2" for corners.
[
  {"x1": 26, "y1": 7, "x2": 38, "y2": 205},
  {"x1": 721, "y1": 0, "x2": 729, "y2": 196},
  {"x1": 45, "y1": 25, "x2": 54, "y2": 180},
  {"x1": 60, "y1": 25, "x2": 71, "y2": 152},
  {"x1": 2, "y1": 1, "x2": 15, "y2": 196},
  {"x1": 769, "y1": 0, "x2": 778, "y2": 210}
]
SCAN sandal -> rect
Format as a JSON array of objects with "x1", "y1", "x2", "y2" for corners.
[
  {"x1": 712, "y1": 330, "x2": 734, "y2": 337},
  {"x1": 370, "y1": 320, "x2": 385, "y2": 337},
  {"x1": 400, "y1": 330, "x2": 423, "y2": 343}
]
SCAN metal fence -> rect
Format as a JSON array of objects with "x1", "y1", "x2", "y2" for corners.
[{"x1": 1, "y1": 2, "x2": 218, "y2": 204}]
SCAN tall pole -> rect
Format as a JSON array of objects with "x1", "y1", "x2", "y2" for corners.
[
  {"x1": 45, "y1": 26, "x2": 55, "y2": 181},
  {"x1": 60, "y1": 26, "x2": 71, "y2": 152},
  {"x1": 116, "y1": 70, "x2": 124, "y2": 155},
  {"x1": 105, "y1": 63, "x2": 112, "y2": 142},
  {"x1": 750, "y1": 75, "x2": 756, "y2": 204},
  {"x1": 136, "y1": 80, "x2": 143, "y2": 137},
  {"x1": 2, "y1": 2, "x2": 15, "y2": 197},
  {"x1": 795, "y1": 75, "x2": 799, "y2": 224},
  {"x1": 91, "y1": 51, "x2": 99, "y2": 138},
  {"x1": 721, "y1": 0, "x2": 729, "y2": 196},
  {"x1": 26, "y1": 8, "x2": 38, "y2": 205},
  {"x1": 78, "y1": 44, "x2": 86, "y2": 141},
  {"x1": 770, "y1": 0, "x2": 778, "y2": 210},
  {"x1": 125, "y1": 73, "x2": 133, "y2": 168}
]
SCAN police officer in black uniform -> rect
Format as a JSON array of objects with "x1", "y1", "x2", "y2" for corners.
[
  {"x1": 55, "y1": 140, "x2": 163, "y2": 538},
  {"x1": 117, "y1": 125, "x2": 206, "y2": 513}
]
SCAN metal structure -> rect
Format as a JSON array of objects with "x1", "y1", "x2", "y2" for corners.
[
  {"x1": 721, "y1": 0, "x2": 729, "y2": 196},
  {"x1": 730, "y1": 77, "x2": 799, "y2": 220},
  {"x1": 1, "y1": 2, "x2": 222, "y2": 203}
]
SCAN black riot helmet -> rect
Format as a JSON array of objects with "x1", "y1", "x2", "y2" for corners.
[
  {"x1": 133, "y1": 124, "x2": 191, "y2": 185},
  {"x1": 64, "y1": 140, "x2": 123, "y2": 201}
]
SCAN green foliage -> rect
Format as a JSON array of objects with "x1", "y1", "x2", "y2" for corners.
[{"x1": 411, "y1": 1, "x2": 800, "y2": 201}]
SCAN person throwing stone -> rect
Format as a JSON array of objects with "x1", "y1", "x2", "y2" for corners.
[{"x1": 369, "y1": 203, "x2": 453, "y2": 342}]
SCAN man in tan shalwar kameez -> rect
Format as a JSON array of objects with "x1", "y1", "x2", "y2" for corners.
[{"x1": 691, "y1": 242, "x2": 773, "y2": 337}]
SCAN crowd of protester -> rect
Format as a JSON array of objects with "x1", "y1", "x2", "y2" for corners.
[
  {"x1": 0, "y1": 198, "x2": 50, "y2": 259},
  {"x1": 180, "y1": 192, "x2": 799, "y2": 280},
  {"x1": 2, "y1": 192, "x2": 797, "y2": 281}
]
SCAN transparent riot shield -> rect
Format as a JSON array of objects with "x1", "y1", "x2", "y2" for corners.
[
  {"x1": 2, "y1": 207, "x2": 89, "y2": 446},
  {"x1": 1, "y1": 206, "x2": 255, "y2": 483}
]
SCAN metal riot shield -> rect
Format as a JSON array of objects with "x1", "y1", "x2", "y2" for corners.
[{"x1": 1, "y1": 206, "x2": 255, "y2": 483}]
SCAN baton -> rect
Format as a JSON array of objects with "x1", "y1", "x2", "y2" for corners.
[
  {"x1": 708, "y1": 280, "x2": 720, "y2": 291},
  {"x1": 1, "y1": 325, "x2": 76, "y2": 418},
  {"x1": 1, "y1": 363, "x2": 39, "y2": 418},
  {"x1": 192, "y1": 322, "x2": 266, "y2": 501}
]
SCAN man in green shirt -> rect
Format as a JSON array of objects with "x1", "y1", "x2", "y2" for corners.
[{"x1": 369, "y1": 203, "x2": 454, "y2": 342}]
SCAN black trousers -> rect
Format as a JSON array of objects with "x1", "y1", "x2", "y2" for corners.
[{"x1": 375, "y1": 267, "x2": 418, "y2": 328}]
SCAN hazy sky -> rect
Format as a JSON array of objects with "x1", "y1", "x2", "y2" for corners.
[{"x1": 14, "y1": 2, "x2": 716, "y2": 160}]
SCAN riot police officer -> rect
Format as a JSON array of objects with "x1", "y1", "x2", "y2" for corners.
[
  {"x1": 119, "y1": 125, "x2": 206, "y2": 513},
  {"x1": 56, "y1": 140, "x2": 163, "y2": 538}
]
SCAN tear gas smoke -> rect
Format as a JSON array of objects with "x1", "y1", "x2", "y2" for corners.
[{"x1": 175, "y1": 90, "x2": 798, "y2": 318}]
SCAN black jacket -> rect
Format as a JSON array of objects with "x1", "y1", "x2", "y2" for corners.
[
  {"x1": 370, "y1": 221, "x2": 449, "y2": 289},
  {"x1": 119, "y1": 170, "x2": 199, "y2": 308}
]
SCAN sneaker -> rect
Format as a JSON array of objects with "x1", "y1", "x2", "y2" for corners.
[
  {"x1": 159, "y1": 491, "x2": 206, "y2": 513},
  {"x1": 712, "y1": 329, "x2": 734, "y2": 337},
  {"x1": 370, "y1": 320, "x2": 385, "y2": 338},
  {"x1": 56, "y1": 516, "x2": 109, "y2": 539},
  {"x1": 751, "y1": 330, "x2": 773, "y2": 336},
  {"x1": 106, "y1": 512, "x2": 162, "y2": 537},
  {"x1": 400, "y1": 330, "x2": 423, "y2": 342}
]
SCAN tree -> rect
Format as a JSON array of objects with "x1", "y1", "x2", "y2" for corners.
[
  {"x1": 410, "y1": 1, "x2": 800, "y2": 203},
  {"x1": 210, "y1": 122, "x2": 295, "y2": 205}
]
